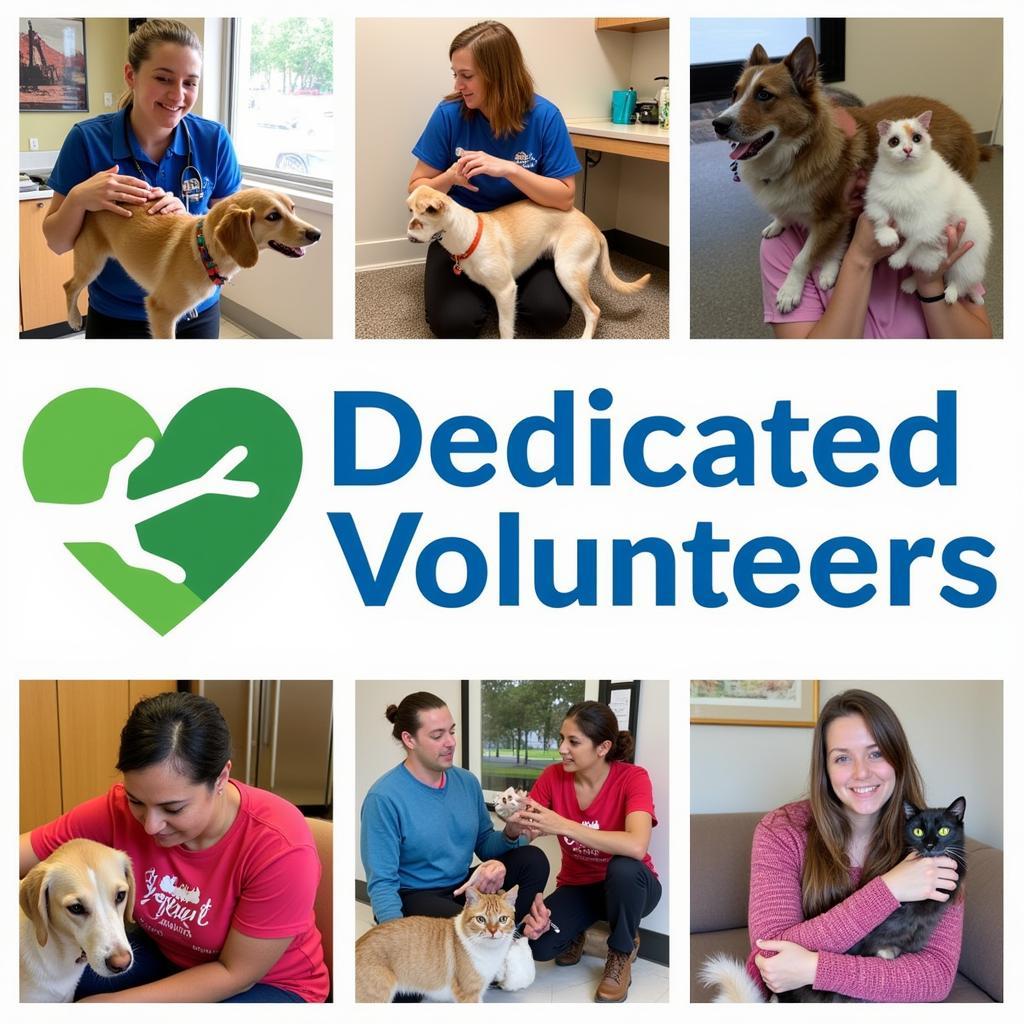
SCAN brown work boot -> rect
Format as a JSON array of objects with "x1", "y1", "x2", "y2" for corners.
[
  {"x1": 555, "y1": 931, "x2": 586, "y2": 966},
  {"x1": 594, "y1": 948, "x2": 632, "y2": 1002},
  {"x1": 629, "y1": 932, "x2": 640, "y2": 962}
]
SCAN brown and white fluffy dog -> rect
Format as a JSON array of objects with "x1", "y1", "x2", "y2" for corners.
[
  {"x1": 65, "y1": 187, "x2": 322, "y2": 338},
  {"x1": 712, "y1": 37, "x2": 987, "y2": 312},
  {"x1": 406, "y1": 185, "x2": 650, "y2": 339},
  {"x1": 20, "y1": 839, "x2": 136, "y2": 1003}
]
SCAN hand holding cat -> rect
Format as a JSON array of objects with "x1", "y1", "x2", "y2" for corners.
[
  {"x1": 453, "y1": 859, "x2": 507, "y2": 896},
  {"x1": 754, "y1": 939, "x2": 819, "y2": 993},
  {"x1": 881, "y1": 851, "x2": 959, "y2": 903},
  {"x1": 915, "y1": 220, "x2": 974, "y2": 295}
]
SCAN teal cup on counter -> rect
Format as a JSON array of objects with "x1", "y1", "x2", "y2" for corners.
[{"x1": 610, "y1": 88, "x2": 637, "y2": 124}]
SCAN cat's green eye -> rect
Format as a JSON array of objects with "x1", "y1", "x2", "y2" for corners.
[
  {"x1": 938, "y1": 826, "x2": 950, "y2": 836},
  {"x1": 913, "y1": 827, "x2": 925, "y2": 837},
  {"x1": 475, "y1": 916, "x2": 485, "y2": 924},
  {"x1": 499, "y1": 916, "x2": 509, "y2": 924}
]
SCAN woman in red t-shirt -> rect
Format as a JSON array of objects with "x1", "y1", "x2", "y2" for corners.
[
  {"x1": 19, "y1": 692, "x2": 328, "y2": 1003},
  {"x1": 515, "y1": 700, "x2": 661, "y2": 1003}
]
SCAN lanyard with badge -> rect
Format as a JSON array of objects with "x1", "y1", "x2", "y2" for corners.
[{"x1": 122, "y1": 105, "x2": 205, "y2": 212}]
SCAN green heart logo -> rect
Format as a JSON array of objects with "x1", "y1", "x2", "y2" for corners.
[{"x1": 23, "y1": 388, "x2": 302, "y2": 635}]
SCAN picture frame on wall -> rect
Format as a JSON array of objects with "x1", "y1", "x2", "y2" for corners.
[
  {"x1": 20, "y1": 18, "x2": 88, "y2": 112},
  {"x1": 598, "y1": 679, "x2": 640, "y2": 759},
  {"x1": 690, "y1": 679, "x2": 819, "y2": 728}
]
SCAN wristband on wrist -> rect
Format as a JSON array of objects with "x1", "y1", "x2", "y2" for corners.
[{"x1": 917, "y1": 291, "x2": 946, "y2": 303}]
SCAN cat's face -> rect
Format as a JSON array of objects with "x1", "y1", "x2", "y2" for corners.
[
  {"x1": 462, "y1": 886, "x2": 518, "y2": 942},
  {"x1": 876, "y1": 112, "x2": 934, "y2": 167},
  {"x1": 902, "y1": 797, "x2": 966, "y2": 856}
]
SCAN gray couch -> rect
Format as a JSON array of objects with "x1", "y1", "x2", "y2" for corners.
[{"x1": 691, "y1": 812, "x2": 1002, "y2": 1003}]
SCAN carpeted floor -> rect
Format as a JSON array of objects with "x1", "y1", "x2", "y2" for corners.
[
  {"x1": 355, "y1": 250, "x2": 668, "y2": 339},
  {"x1": 690, "y1": 105, "x2": 1004, "y2": 339}
]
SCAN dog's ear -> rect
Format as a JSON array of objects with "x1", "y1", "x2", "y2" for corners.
[
  {"x1": 746, "y1": 43, "x2": 770, "y2": 67},
  {"x1": 415, "y1": 191, "x2": 448, "y2": 217},
  {"x1": 784, "y1": 36, "x2": 819, "y2": 94},
  {"x1": 19, "y1": 864, "x2": 51, "y2": 947},
  {"x1": 917, "y1": 110, "x2": 933, "y2": 131},
  {"x1": 214, "y1": 206, "x2": 259, "y2": 268},
  {"x1": 877, "y1": 120, "x2": 892, "y2": 138},
  {"x1": 122, "y1": 851, "x2": 136, "y2": 925}
]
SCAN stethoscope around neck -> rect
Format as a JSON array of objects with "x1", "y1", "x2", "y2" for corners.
[{"x1": 123, "y1": 103, "x2": 204, "y2": 212}]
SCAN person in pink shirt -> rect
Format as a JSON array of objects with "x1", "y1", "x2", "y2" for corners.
[
  {"x1": 762, "y1": 172, "x2": 992, "y2": 339},
  {"x1": 20, "y1": 692, "x2": 328, "y2": 1003},
  {"x1": 514, "y1": 701, "x2": 661, "y2": 1003},
  {"x1": 747, "y1": 689, "x2": 963, "y2": 1001}
]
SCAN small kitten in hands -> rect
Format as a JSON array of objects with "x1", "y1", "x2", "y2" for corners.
[
  {"x1": 493, "y1": 787, "x2": 529, "y2": 821},
  {"x1": 356, "y1": 886, "x2": 530, "y2": 1002},
  {"x1": 865, "y1": 112, "x2": 991, "y2": 304}
]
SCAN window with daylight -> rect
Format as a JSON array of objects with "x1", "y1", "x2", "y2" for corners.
[
  {"x1": 227, "y1": 17, "x2": 333, "y2": 191},
  {"x1": 475, "y1": 680, "x2": 588, "y2": 796}
]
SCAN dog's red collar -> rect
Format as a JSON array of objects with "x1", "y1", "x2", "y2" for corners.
[
  {"x1": 451, "y1": 216, "x2": 483, "y2": 275},
  {"x1": 196, "y1": 219, "x2": 228, "y2": 286}
]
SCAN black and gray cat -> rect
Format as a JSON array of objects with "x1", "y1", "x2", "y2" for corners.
[{"x1": 779, "y1": 796, "x2": 966, "y2": 1003}]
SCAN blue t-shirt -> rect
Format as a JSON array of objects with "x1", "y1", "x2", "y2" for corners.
[
  {"x1": 412, "y1": 94, "x2": 582, "y2": 212},
  {"x1": 48, "y1": 108, "x2": 242, "y2": 321},
  {"x1": 360, "y1": 763, "x2": 525, "y2": 924}
]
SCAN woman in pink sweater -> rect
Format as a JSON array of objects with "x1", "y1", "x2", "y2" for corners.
[{"x1": 746, "y1": 689, "x2": 963, "y2": 1001}]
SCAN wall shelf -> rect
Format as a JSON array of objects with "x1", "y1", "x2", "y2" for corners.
[{"x1": 595, "y1": 18, "x2": 669, "y2": 33}]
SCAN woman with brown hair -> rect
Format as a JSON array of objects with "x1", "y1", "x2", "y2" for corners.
[
  {"x1": 743, "y1": 689, "x2": 962, "y2": 1000},
  {"x1": 408, "y1": 21, "x2": 582, "y2": 337},
  {"x1": 514, "y1": 701, "x2": 661, "y2": 1003}
]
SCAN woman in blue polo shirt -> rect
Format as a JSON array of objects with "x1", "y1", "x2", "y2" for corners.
[
  {"x1": 43, "y1": 19, "x2": 241, "y2": 339},
  {"x1": 409, "y1": 21, "x2": 582, "y2": 338}
]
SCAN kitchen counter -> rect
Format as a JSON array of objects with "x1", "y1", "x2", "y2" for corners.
[
  {"x1": 565, "y1": 118, "x2": 669, "y2": 162},
  {"x1": 21, "y1": 188, "x2": 54, "y2": 200}
]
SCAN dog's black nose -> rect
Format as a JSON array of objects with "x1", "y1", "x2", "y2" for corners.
[
  {"x1": 305, "y1": 228, "x2": 321, "y2": 243},
  {"x1": 712, "y1": 116, "x2": 734, "y2": 136}
]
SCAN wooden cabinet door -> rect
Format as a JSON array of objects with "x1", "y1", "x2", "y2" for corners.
[
  {"x1": 129, "y1": 680, "x2": 179, "y2": 707},
  {"x1": 20, "y1": 680, "x2": 62, "y2": 832},
  {"x1": 19, "y1": 199, "x2": 87, "y2": 332},
  {"x1": 57, "y1": 680, "x2": 129, "y2": 809}
]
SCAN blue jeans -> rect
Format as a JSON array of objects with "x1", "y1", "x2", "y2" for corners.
[{"x1": 74, "y1": 927, "x2": 306, "y2": 1003}]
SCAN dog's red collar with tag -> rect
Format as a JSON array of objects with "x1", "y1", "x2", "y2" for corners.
[
  {"x1": 196, "y1": 219, "x2": 228, "y2": 286},
  {"x1": 451, "y1": 216, "x2": 483, "y2": 275}
]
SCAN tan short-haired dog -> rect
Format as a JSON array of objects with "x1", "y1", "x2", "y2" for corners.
[
  {"x1": 65, "y1": 187, "x2": 322, "y2": 338},
  {"x1": 406, "y1": 185, "x2": 650, "y2": 339},
  {"x1": 20, "y1": 839, "x2": 136, "y2": 1003}
]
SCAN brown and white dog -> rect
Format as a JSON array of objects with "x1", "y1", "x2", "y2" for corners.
[
  {"x1": 20, "y1": 839, "x2": 136, "y2": 1003},
  {"x1": 65, "y1": 187, "x2": 322, "y2": 338},
  {"x1": 712, "y1": 37, "x2": 987, "y2": 312},
  {"x1": 406, "y1": 185, "x2": 650, "y2": 339}
]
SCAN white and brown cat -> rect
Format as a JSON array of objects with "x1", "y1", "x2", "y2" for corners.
[
  {"x1": 356, "y1": 886, "x2": 534, "y2": 1002},
  {"x1": 865, "y1": 113, "x2": 991, "y2": 304}
]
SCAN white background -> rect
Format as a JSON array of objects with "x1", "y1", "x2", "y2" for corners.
[{"x1": 3, "y1": 1, "x2": 1021, "y2": 1020}]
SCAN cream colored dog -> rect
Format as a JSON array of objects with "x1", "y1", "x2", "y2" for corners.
[
  {"x1": 406, "y1": 185, "x2": 650, "y2": 339},
  {"x1": 65, "y1": 186, "x2": 322, "y2": 338},
  {"x1": 20, "y1": 839, "x2": 136, "y2": 1003}
]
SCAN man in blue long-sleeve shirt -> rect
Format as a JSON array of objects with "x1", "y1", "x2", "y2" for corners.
[{"x1": 361, "y1": 691, "x2": 550, "y2": 932}]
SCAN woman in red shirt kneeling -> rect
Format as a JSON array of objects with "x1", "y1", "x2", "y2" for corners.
[{"x1": 515, "y1": 701, "x2": 661, "y2": 1003}]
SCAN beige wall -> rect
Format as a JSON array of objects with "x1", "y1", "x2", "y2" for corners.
[
  {"x1": 840, "y1": 18, "x2": 1002, "y2": 133},
  {"x1": 690, "y1": 680, "x2": 1003, "y2": 848},
  {"x1": 20, "y1": 18, "x2": 210, "y2": 153},
  {"x1": 355, "y1": 19, "x2": 670, "y2": 268}
]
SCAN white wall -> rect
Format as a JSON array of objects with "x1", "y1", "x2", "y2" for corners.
[
  {"x1": 355, "y1": 19, "x2": 669, "y2": 268},
  {"x1": 839, "y1": 19, "x2": 1002, "y2": 134},
  {"x1": 690, "y1": 680, "x2": 1003, "y2": 848},
  {"x1": 355, "y1": 679, "x2": 671, "y2": 937}
]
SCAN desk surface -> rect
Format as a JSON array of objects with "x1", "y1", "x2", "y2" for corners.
[{"x1": 564, "y1": 118, "x2": 670, "y2": 147}]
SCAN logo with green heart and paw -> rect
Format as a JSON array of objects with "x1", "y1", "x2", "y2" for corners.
[{"x1": 23, "y1": 388, "x2": 302, "y2": 635}]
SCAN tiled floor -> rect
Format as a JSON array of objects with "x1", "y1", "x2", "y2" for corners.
[{"x1": 354, "y1": 901, "x2": 670, "y2": 1003}]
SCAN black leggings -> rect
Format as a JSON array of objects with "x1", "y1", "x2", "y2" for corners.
[
  {"x1": 84, "y1": 301, "x2": 221, "y2": 339},
  {"x1": 529, "y1": 855, "x2": 662, "y2": 959},
  {"x1": 397, "y1": 844, "x2": 549, "y2": 924},
  {"x1": 423, "y1": 240, "x2": 571, "y2": 338}
]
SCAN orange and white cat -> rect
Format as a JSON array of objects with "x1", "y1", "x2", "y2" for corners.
[{"x1": 356, "y1": 886, "x2": 532, "y2": 1002}]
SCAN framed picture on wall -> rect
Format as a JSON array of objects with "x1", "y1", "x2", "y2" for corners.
[
  {"x1": 690, "y1": 679, "x2": 819, "y2": 727},
  {"x1": 598, "y1": 679, "x2": 640, "y2": 760},
  {"x1": 20, "y1": 18, "x2": 88, "y2": 112}
]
